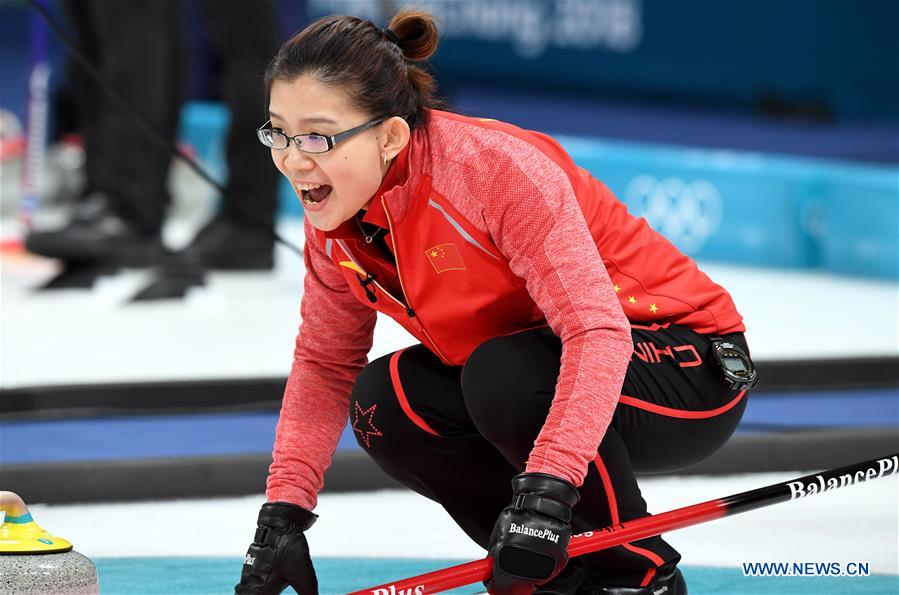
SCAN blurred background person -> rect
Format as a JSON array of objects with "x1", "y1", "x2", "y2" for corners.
[
  {"x1": 179, "y1": 0, "x2": 281, "y2": 271},
  {"x1": 25, "y1": 0, "x2": 281, "y2": 272},
  {"x1": 25, "y1": 0, "x2": 183, "y2": 268}
]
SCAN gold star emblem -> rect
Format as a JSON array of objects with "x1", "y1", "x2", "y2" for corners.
[
  {"x1": 649, "y1": 303, "x2": 658, "y2": 313},
  {"x1": 430, "y1": 250, "x2": 438, "y2": 257},
  {"x1": 613, "y1": 284, "x2": 621, "y2": 293},
  {"x1": 628, "y1": 296, "x2": 637, "y2": 304}
]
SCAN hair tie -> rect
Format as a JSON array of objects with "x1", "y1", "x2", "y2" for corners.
[{"x1": 383, "y1": 27, "x2": 400, "y2": 46}]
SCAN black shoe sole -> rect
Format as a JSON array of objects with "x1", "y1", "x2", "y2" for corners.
[{"x1": 25, "y1": 235, "x2": 164, "y2": 268}]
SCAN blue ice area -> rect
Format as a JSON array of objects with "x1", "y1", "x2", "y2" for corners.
[
  {"x1": 1, "y1": 411, "x2": 283, "y2": 464},
  {"x1": 2, "y1": 389, "x2": 896, "y2": 465},
  {"x1": 92, "y1": 557, "x2": 899, "y2": 595},
  {"x1": 735, "y1": 388, "x2": 899, "y2": 433}
]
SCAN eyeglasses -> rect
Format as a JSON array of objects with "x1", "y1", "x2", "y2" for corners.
[{"x1": 256, "y1": 116, "x2": 388, "y2": 154}]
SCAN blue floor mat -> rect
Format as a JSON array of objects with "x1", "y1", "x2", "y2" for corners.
[
  {"x1": 92, "y1": 557, "x2": 899, "y2": 595},
  {"x1": 735, "y1": 388, "x2": 899, "y2": 433},
  {"x1": 3, "y1": 389, "x2": 897, "y2": 464}
]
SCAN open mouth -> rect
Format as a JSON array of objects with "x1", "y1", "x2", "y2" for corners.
[{"x1": 298, "y1": 183, "x2": 333, "y2": 206}]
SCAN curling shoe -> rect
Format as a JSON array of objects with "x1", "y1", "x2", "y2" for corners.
[
  {"x1": 180, "y1": 215, "x2": 274, "y2": 270},
  {"x1": 583, "y1": 565, "x2": 687, "y2": 595},
  {"x1": 25, "y1": 195, "x2": 163, "y2": 267}
]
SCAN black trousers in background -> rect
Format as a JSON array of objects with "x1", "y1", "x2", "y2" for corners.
[
  {"x1": 66, "y1": 0, "x2": 183, "y2": 236},
  {"x1": 63, "y1": 0, "x2": 280, "y2": 236},
  {"x1": 349, "y1": 325, "x2": 750, "y2": 587},
  {"x1": 199, "y1": 0, "x2": 280, "y2": 229}
]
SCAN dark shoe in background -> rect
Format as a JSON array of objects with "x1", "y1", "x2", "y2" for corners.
[
  {"x1": 179, "y1": 215, "x2": 274, "y2": 271},
  {"x1": 39, "y1": 261, "x2": 120, "y2": 290},
  {"x1": 126, "y1": 214, "x2": 273, "y2": 301},
  {"x1": 130, "y1": 257, "x2": 206, "y2": 302},
  {"x1": 25, "y1": 194, "x2": 164, "y2": 268}
]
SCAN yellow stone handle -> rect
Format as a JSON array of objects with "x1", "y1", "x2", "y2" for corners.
[{"x1": 0, "y1": 491, "x2": 74, "y2": 553}]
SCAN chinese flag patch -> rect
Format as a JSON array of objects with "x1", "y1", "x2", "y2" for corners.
[{"x1": 425, "y1": 243, "x2": 466, "y2": 273}]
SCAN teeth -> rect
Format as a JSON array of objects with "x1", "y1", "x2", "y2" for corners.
[{"x1": 296, "y1": 182, "x2": 323, "y2": 191}]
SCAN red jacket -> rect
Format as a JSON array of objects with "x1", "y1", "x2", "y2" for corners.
[{"x1": 267, "y1": 110, "x2": 745, "y2": 509}]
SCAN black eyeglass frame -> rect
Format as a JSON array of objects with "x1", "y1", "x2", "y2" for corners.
[{"x1": 257, "y1": 116, "x2": 389, "y2": 154}]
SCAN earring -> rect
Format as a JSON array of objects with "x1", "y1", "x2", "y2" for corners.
[{"x1": 383, "y1": 154, "x2": 388, "y2": 166}]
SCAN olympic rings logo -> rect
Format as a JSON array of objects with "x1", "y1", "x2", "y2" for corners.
[{"x1": 624, "y1": 175, "x2": 723, "y2": 255}]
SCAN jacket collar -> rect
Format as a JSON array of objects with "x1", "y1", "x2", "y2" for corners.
[{"x1": 322, "y1": 131, "x2": 415, "y2": 239}]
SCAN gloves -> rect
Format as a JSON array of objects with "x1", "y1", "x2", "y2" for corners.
[
  {"x1": 235, "y1": 502, "x2": 319, "y2": 595},
  {"x1": 487, "y1": 473, "x2": 580, "y2": 595}
]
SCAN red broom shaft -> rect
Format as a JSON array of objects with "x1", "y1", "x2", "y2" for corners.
[
  {"x1": 567, "y1": 500, "x2": 726, "y2": 558},
  {"x1": 351, "y1": 502, "x2": 727, "y2": 594},
  {"x1": 357, "y1": 559, "x2": 493, "y2": 594},
  {"x1": 352, "y1": 453, "x2": 898, "y2": 594}
]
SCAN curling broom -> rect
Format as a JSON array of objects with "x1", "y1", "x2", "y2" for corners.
[{"x1": 350, "y1": 453, "x2": 899, "y2": 594}]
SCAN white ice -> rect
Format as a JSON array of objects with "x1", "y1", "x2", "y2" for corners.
[
  {"x1": 1, "y1": 219, "x2": 898, "y2": 388},
  {"x1": 28, "y1": 472, "x2": 899, "y2": 575}
]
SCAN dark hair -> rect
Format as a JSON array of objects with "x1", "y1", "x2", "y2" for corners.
[{"x1": 264, "y1": 9, "x2": 443, "y2": 130}]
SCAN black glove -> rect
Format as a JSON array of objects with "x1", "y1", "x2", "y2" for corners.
[
  {"x1": 487, "y1": 473, "x2": 580, "y2": 595},
  {"x1": 235, "y1": 502, "x2": 319, "y2": 595}
]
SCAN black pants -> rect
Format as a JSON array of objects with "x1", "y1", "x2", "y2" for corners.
[
  {"x1": 350, "y1": 325, "x2": 750, "y2": 586},
  {"x1": 64, "y1": 0, "x2": 279, "y2": 236},
  {"x1": 198, "y1": 0, "x2": 280, "y2": 230},
  {"x1": 65, "y1": 0, "x2": 184, "y2": 236}
]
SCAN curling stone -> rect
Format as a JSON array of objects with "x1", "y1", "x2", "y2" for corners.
[{"x1": 0, "y1": 491, "x2": 98, "y2": 594}]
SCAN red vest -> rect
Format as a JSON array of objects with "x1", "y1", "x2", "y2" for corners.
[{"x1": 319, "y1": 185, "x2": 547, "y2": 365}]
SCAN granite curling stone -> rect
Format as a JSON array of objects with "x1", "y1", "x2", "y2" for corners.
[{"x1": 0, "y1": 491, "x2": 99, "y2": 594}]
